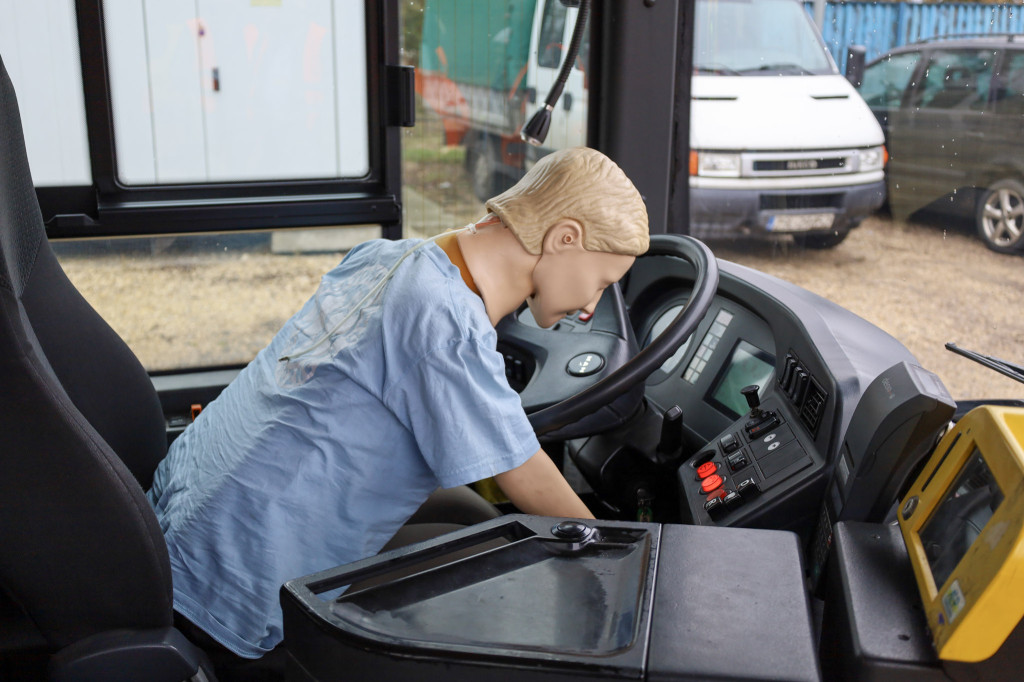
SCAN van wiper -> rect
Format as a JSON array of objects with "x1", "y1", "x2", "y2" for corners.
[
  {"x1": 694, "y1": 64, "x2": 742, "y2": 76},
  {"x1": 946, "y1": 342, "x2": 1024, "y2": 385},
  {"x1": 742, "y1": 63, "x2": 814, "y2": 75}
]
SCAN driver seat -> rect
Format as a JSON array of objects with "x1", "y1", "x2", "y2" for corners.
[{"x1": 0, "y1": 54, "x2": 215, "y2": 680}]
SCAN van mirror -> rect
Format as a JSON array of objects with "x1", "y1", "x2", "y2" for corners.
[{"x1": 846, "y1": 45, "x2": 867, "y2": 87}]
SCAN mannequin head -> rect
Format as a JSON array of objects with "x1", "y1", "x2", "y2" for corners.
[{"x1": 485, "y1": 147, "x2": 649, "y2": 257}]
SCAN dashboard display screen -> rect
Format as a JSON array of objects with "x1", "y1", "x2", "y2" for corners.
[
  {"x1": 707, "y1": 340, "x2": 775, "y2": 418},
  {"x1": 919, "y1": 449, "x2": 1004, "y2": 591}
]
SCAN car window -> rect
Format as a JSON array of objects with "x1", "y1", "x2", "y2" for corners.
[
  {"x1": 860, "y1": 51, "x2": 921, "y2": 108},
  {"x1": 694, "y1": 0, "x2": 833, "y2": 75},
  {"x1": 993, "y1": 50, "x2": 1024, "y2": 116},
  {"x1": 913, "y1": 49, "x2": 996, "y2": 111}
]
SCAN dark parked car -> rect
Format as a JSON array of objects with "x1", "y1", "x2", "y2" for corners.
[{"x1": 858, "y1": 35, "x2": 1024, "y2": 254}]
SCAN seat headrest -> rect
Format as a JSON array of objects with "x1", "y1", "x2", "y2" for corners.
[{"x1": 0, "y1": 54, "x2": 45, "y2": 298}]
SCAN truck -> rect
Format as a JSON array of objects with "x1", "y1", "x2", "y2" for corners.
[
  {"x1": 416, "y1": 0, "x2": 588, "y2": 202},
  {"x1": 418, "y1": 0, "x2": 887, "y2": 249}
]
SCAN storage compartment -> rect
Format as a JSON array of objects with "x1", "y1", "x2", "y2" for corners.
[{"x1": 282, "y1": 515, "x2": 820, "y2": 681}]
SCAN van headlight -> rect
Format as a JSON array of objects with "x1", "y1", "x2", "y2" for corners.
[
  {"x1": 858, "y1": 146, "x2": 885, "y2": 172},
  {"x1": 690, "y1": 150, "x2": 741, "y2": 177}
]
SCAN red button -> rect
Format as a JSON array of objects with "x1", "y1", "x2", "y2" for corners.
[
  {"x1": 707, "y1": 489, "x2": 727, "y2": 502},
  {"x1": 697, "y1": 462, "x2": 717, "y2": 479},
  {"x1": 701, "y1": 474, "x2": 723, "y2": 494}
]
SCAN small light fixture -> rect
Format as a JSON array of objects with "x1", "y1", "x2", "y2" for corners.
[
  {"x1": 521, "y1": 104, "x2": 554, "y2": 146},
  {"x1": 519, "y1": 0, "x2": 590, "y2": 147}
]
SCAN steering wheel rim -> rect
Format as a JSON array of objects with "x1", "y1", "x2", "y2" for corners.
[{"x1": 524, "y1": 234, "x2": 719, "y2": 436}]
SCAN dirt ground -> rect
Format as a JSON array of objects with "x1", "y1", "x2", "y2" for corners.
[{"x1": 58, "y1": 211, "x2": 1022, "y2": 403}]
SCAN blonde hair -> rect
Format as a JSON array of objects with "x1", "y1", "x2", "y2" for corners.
[{"x1": 485, "y1": 147, "x2": 649, "y2": 256}]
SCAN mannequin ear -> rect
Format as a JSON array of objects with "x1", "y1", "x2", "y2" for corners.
[{"x1": 540, "y1": 219, "x2": 585, "y2": 254}]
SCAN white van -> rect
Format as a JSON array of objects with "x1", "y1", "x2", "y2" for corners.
[{"x1": 689, "y1": 0, "x2": 886, "y2": 248}]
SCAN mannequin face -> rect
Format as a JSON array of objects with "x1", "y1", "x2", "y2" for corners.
[{"x1": 526, "y1": 222, "x2": 635, "y2": 329}]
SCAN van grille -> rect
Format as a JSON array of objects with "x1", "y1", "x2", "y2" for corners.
[
  {"x1": 754, "y1": 158, "x2": 846, "y2": 172},
  {"x1": 760, "y1": 194, "x2": 842, "y2": 210}
]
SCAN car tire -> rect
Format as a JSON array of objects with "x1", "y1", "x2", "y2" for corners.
[
  {"x1": 976, "y1": 178, "x2": 1024, "y2": 254},
  {"x1": 469, "y1": 138, "x2": 501, "y2": 202},
  {"x1": 792, "y1": 230, "x2": 849, "y2": 249}
]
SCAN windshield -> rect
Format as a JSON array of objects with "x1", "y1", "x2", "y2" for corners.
[{"x1": 694, "y1": 0, "x2": 835, "y2": 75}]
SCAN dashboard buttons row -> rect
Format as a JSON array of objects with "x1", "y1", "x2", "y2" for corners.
[
  {"x1": 702, "y1": 477, "x2": 759, "y2": 516},
  {"x1": 683, "y1": 308, "x2": 734, "y2": 384}
]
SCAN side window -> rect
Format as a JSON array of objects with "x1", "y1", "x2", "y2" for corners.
[
  {"x1": 913, "y1": 49, "x2": 996, "y2": 111},
  {"x1": 2, "y1": 0, "x2": 388, "y2": 373},
  {"x1": 537, "y1": 0, "x2": 567, "y2": 69},
  {"x1": 993, "y1": 51, "x2": 1024, "y2": 116},
  {"x1": 859, "y1": 52, "x2": 921, "y2": 109}
]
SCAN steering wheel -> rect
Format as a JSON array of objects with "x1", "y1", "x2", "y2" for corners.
[{"x1": 496, "y1": 234, "x2": 719, "y2": 439}]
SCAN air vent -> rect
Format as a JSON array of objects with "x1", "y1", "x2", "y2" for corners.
[{"x1": 800, "y1": 378, "x2": 828, "y2": 436}]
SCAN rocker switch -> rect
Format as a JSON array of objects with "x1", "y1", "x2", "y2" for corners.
[{"x1": 719, "y1": 432, "x2": 740, "y2": 453}]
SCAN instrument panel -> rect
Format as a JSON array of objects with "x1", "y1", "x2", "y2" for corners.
[{"x1": 571, "y1": 251, "x2": 925, "y2": 538}]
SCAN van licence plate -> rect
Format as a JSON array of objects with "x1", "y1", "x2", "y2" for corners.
[{"x1": 767, "y1": 213, "x2": 834, "y2": 232}]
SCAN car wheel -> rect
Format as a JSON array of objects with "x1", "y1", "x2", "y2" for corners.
[
  {"x1": 976, "y1": 179, "x2": 1024, "y2": 254},
  {"x1": 469, "y1": 139, "x2": 500, "y2": 202},
  {"x1": 792, "y1": 230, "x2": 849, "y2": 249}
]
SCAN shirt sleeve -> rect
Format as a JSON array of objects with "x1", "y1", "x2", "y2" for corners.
[{"x1": 384, "y1": 338, "x2": 540, "y2": 489}]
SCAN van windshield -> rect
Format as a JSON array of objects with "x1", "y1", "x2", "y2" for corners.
[{"x1": 694, "y1": 0, "x2": 835, "y2": 76}]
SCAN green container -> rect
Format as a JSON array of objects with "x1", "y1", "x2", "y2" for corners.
[{"x1": 420, "y1": 0, "x2": 538, "y2": 92}]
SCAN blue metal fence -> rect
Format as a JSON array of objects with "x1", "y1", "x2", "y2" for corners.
[{"x1": 803, "y1": 2, "x2": 1024, "y2": 72}]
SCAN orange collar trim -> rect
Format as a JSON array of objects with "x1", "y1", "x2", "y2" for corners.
[{"x1": 436, "y1": 232, "x2": 481, "y2": 296}]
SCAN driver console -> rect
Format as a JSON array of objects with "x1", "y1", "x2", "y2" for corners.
[{"x1": 282, "y1": 515, "x2": 821, "y2": 681}]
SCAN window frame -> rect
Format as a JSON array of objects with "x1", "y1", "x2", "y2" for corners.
[{"x1": 39, "y1": 0, "x2": 406, "y2": 240}]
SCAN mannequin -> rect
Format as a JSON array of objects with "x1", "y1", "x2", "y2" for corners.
[
  {"x1": 459, "y1": 146, "x2": 649, "y2": 327},
  {"x1": 144, "y1": 146, "x2": 650, "y2": 666}
]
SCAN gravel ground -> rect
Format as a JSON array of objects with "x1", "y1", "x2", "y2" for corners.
[
  {"x1": 58, "y1": 213, "x2": 1023, "y2": 402},
  {"x1": 713, "y1": 215, "x2": 1024, "y2": 401}
]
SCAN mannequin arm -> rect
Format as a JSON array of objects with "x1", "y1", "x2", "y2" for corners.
[{"x1": 494, "y1": 449, "x2": 594, "y2": 519}]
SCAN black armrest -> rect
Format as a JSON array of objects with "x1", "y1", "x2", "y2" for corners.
[{"x1": 49, "y1": 627, "x2": 215, "y2": 682}]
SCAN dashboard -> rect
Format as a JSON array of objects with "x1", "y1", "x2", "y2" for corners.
[{"x1": 566, "y1": 251, "x2": 925, "y2": 539}]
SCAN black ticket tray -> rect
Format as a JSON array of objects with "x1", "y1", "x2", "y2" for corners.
[
  {"x1": 819, "y1": 521, "x2": 1024, "y2": 682},
  {"x1": 818, "y1": 521, "x2": 946, "y2": 682},
  {"x1": 281, "y1": 515, "x2": 820, "y2": 682}
]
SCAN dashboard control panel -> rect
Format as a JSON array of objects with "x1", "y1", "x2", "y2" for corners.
[{"x1": 678, "y1": 395, "x2": 818, "y2": 528}]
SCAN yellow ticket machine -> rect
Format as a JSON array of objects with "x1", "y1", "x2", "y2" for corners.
[{"x1": 898, "y1": 405, "x2": 1024, "y2": 663}]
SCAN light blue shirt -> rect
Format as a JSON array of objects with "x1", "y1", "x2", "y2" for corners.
[{"x1": 147, "y1": 239, "x2": 539, "y2": 658}]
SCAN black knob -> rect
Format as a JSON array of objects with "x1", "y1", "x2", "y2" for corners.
[
  {"x1": 741, "y1": 385, "x2": 761, "y2": 411},
  {"x1": 552, "y1": 520, "x2": 591, "y2": 540},
  {"x1": 657, "y1": 405, "x2": 684, "y2": 456}
]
